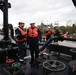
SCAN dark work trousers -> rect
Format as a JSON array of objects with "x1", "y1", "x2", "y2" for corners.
[
  {"x1": 46, "y1": 36, "x2": 51, "y2": 49},
  {"x1": 29, "y1": 38, "x2": 39, "y2": 62},
  {"x1": 18, "y1": 42, "x2": 26, "y2": 59}
]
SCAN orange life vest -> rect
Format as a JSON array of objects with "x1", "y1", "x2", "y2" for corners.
[
  {"x1": 28, "y1": 27, "x2": 38, "y2": 38},
  {"x1": 46, "y1": 31, "x2": 51, "y2": 35},
  {"x1": 16, "y1": 28, "x2": 27, "y2": 42}
]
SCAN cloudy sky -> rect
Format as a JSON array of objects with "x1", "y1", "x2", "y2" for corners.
[{"x1": 0, "y1": 0, "x2": 76, "y2": 27}]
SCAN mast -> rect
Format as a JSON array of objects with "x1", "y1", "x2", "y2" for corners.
[
  {"x1": 3, "y1": 0, "x2": 9, "y2": 40},
  {"x1": 0, "y1": 0, "x2": 11, "y2": 42}
]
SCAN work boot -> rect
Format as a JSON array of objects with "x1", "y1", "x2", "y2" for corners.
[
  {"x1": 19, "y1": 59, "x2": 24, "y2": 62},
  {"x1": 19, "y1": 59, "x2": 26, "y2": 64}
]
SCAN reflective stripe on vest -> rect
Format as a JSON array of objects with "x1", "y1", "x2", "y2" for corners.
[
  {"x1": 16, "y1": 28, "x2": 27, "y2": 42},
  {"x1": 28, "y1": 27, "x2": 38, "y2": 38}
]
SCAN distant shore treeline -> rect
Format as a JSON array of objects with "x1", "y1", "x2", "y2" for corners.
[{"x1": 38, "y1": 23, "x2": 76, "y2": 38}]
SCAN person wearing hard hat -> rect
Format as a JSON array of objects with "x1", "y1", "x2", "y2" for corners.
[
  {"x1": 27, "y1": 22, "x2": 42, "y2": 66},
  {"x1": 15, "y1": 22, "x2": 27, "y2": 63},
  {"x1": 46, "y1": 26, "x2": 52, "y2": 40}
]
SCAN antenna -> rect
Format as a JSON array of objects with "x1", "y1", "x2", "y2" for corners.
[{"x1": 72, "y1": 0, "x2": 76, "y2": 8}]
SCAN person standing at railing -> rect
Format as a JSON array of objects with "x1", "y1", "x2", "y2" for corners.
[{"x1": 46, "y1": 26, "x2": 52, "y2": 41}]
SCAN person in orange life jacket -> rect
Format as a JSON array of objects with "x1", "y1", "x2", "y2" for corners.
[
  {"x1": 15, "y1": 22, "x2": 27, "y2": 62},
  {"x1": 46, "y1": 27, "x2": 52, "y2": 40},
  {"x1": 27, "y1": 23, "x2": 42, "y2": 64}
]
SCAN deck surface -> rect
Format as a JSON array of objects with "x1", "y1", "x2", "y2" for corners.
[{"x1": 0, "y1": 53, "x2": 72, "y2": 75}]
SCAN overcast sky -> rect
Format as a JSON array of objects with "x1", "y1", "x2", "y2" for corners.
[{"x1": 0, "y1": 0, "x2": 76, "y2": 28}]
